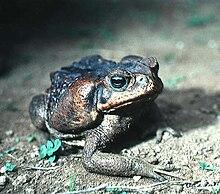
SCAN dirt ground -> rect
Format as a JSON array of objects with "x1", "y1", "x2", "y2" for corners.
[{"x1": 1, "y1": 1, "x2": 220, "y2": 193}]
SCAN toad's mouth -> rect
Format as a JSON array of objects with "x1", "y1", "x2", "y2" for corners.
[{"x1": 103, "y1": 93, "x2": 158, "y2": 113}]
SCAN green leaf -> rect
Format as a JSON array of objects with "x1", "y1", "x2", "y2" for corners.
[
  {"x1": 39, "y1": 139, "x2": 61, "y2": 161},
  {"x1": 69, "y1": 175, "x2": 77, "y2": 192},
  {"x1": 198, "y1": 162, "x2": 217, "y2": 171},
  {"x1": 198, "y1": 161, "x2": 207, "y2": 169},
  {"x1": 188, "y1": 13, "x2": 216, "y2": 27},
  {"x1": 48, "y1": 155, "x2": 56, "y2": 163},
  {"x1": 4, "y1": 147, "x2": 15, "y2": 154},
  {"x1": 205, "y1": 166, "x2": 217, "y2": 171},
  {"x1": 47, "y1": 148, "x2": 54, "y2": 156},
  {"x1": 165, "y1": 75, "x2": 186, "y2": 89},
  {"x1": 27, "y1": 133, "x2": 35, "y2": 142},
  {"x1": 39, "y1": 145, "x2": 47, "y2": 158},
  {"x1": 15, "y1": 137, "x2": 20, "y2": 143},
  {"x1": 106, "y1": 187, "x2": 122, "y2": 192},
  {"x1": 53, "y1": 139, "x2": 61, "y2": 152},
  {"x1": 46, "y1": 140, "x2": 53, "y2": 149},
  {"x1": 69, "y1": 176, "x2": 73, "y2": 192},
  {"x1": 5, "y1": 162, "x2": 16, "y2": 172},
  {"x1": 0, "y1": 153, "x2": 3, "y2": 157}
]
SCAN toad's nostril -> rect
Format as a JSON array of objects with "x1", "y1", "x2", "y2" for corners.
[{"x1": 137, "y1": 76, "x2": 148, "y2": 83}]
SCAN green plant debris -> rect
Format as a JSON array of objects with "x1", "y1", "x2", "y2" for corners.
[
  {"x1": 187, "y1": 13, "x2": 216, "y2": 27},
  {"x1": 164, "y1": 52, "x2": 176, "y2": 62},
  {"x1": 164, "y1": 75, "x2": 186, "y2": 89},
  {"x1": 27, "y1": 133, "x2": 35, "y2": 142},
  {"x1": 48, "y1": 155, "x2": 56, "y2": 163},
  {"x1": 40, "y1": 145, "x2": 47, "y2": 158},
  {"x1": 1, "y1": 162, "x2": 16, "y2": 173},
  {"x1": 105, "y1": 187, "x2": 124, "y2": 193},
  {"x1": 4, "y1": 147, "x2": 16, "y2": 154},
  {"x1": 69, "y1": 175, "x2": 77, "y2": 192},
  {"x1": 198, "y1": 162, "x2": 217, "y2": 171},
  {"x1": 5, "y1": 162, "x2": 16, "y2": 172},
  {"x1": 39, "y1": 139, "x2": 62, "y2": 163},
  {"x1": 2, "y1": 147, "x2": 16, "y2": 155},
  {"x1": 15, "y1": 137, "x2": 20, "y2": 143},
  {"x1": 0, "y1": 146, "x2": 16, "y2": 157}
]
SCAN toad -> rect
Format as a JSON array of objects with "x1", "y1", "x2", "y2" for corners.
[{"x1": 29, "y1": 55, "x2": 180, "y2": 181}]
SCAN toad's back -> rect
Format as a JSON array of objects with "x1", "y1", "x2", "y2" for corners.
[{"x1": 49, "y1": 55, "x2": 115, "y2": 104}]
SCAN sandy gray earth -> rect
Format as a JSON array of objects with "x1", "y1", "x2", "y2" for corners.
[{"x1": 0, "y1": 1, "x2": 220, "y2": 193}]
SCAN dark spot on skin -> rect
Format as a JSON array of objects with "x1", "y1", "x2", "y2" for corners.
[
  {"x1": 100, "y1": 97, "x2": 107, "y2": 104},
  {"x1": 96, "y1": 85, "x2": 112, "y2": 105},
  {"x1": 84, "y1": 86, "x2": 96, "y2": 109}
]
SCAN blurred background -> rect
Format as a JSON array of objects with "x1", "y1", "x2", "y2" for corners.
[{"x1": 1, "y1": 0, "x2": 220, "y2": 76}]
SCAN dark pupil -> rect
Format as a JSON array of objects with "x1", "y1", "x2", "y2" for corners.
[{"x1": 110, "y1": 75, "x2": 127, "y2": 88}]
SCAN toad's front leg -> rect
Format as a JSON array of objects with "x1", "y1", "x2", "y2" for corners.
[{"x1": 81, "y1": 116, "x2": 165, "y2": 181}]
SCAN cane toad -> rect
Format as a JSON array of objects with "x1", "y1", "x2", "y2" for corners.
[{"x1": 29, "y1": 55, "x2": 179, "y2": 181}]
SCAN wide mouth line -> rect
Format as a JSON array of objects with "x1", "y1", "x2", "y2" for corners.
[{"x1": 106, "y1": 93, "x2": 157, "y2": 111}]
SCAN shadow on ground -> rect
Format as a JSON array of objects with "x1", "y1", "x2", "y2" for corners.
[
  {"x1": 159, "y1": 88, "x2": 220, "y2": 131},
  {"x1": 109, "y1": 87, "x2": 220, "y2": 151}
]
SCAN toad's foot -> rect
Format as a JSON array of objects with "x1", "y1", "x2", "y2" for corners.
[{"x1": 83, "y1": 150, "x2": 168, "y2": 181}]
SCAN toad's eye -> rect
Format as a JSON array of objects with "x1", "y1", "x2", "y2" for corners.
[{"x1": 110, "y1": 75, "x2": 129, "y2": 90}]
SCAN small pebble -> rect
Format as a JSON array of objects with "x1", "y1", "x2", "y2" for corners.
[
  {"x1": 51, "y1": 162, "x2": 56, "y2": 167},
  {"x1": 200, "y1": 179, "x2": 208, "y2": 187},
  {"x1": 30, "y1": 151, "x2": 38, "y2": 158},
  {"x1": 161, "y1": 132, "x2": 171, "y2": 140},
  {"x1": 176, "y1": 41, "x2": 184, "y2": 50},
  {"x1": 0, "y1": 176, "x2": 7, "y2": 186},
  {"x1": 207, "y1": 40, "x2": 218, "y2": 49},
  {"x1": 5, "y1": 130, "x2": 14, "y2": 137},
  {"x1": 133, "y1": 175, "x2": 141, "y2": 182},
  {"x1": 0, "y1": 167, "x2": 6, "y2": 174},
  {"x1": 12, "y1": 174, "x2": 29, "y2": 186},
  {"x1": 154, "y1": 145, "x2": 161, "y2": 153},
  {"x1": 121, "y1": 149, "x2": 133, "y2": 156}
]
